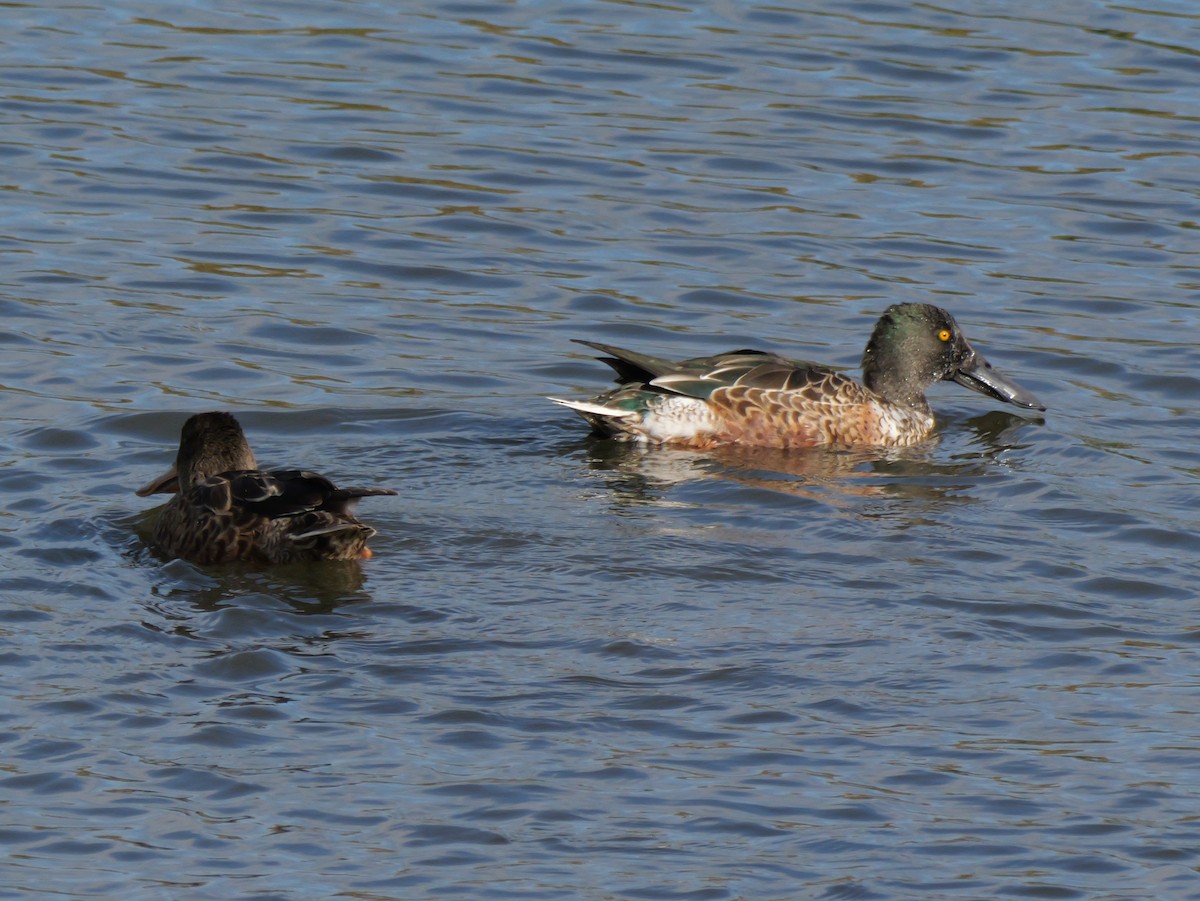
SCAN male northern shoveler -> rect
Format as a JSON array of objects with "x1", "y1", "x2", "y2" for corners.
[
  {"x1": 136, "y1": 411, "x2": 397, "y2": 565},
  {"x1": 551, "y1": 303, "x2": 1044, "y2": 448}
]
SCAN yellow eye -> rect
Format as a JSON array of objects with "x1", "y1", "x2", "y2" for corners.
[{"x1": 937, "y1": 328, "x2": 952, "y2": 342}]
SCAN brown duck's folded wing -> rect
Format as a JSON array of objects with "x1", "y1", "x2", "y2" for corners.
[{"x1": 197, "y1": 469, "x2": 396, "y2": 520}]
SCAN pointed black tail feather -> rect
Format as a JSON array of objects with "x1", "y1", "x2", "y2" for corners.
[{"x1": 323, "y1": 486, "x2": 399, "y2": 514}]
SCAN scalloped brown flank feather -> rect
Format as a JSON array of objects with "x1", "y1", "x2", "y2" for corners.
[
  {"x1": 652, "y1": 368, "x2": 932, "y2": 449},
  {"x1": 706, "y1": 373, "x2": 932, "y2": 449}
]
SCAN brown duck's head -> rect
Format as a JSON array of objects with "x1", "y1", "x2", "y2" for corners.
[
  {"x1": 135, "y1": 411, "x2": 257, "y2": 496},
  {"x1": 861, "y1": 303, "x2": 1045, "y2": 412}
]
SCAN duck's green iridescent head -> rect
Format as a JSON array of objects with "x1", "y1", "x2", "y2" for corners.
[{"x1": 862, "y1": 303, "x2": 1044, "y2": 411}]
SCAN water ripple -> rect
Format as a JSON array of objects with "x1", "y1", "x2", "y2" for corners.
[{"x1": 4, "y1": 1, "x2": 1200, "y2": 899}]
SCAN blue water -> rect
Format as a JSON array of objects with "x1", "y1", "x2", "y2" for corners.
[{"x1": 4, "y1": 1, "x2": 1200, "y2": 898}]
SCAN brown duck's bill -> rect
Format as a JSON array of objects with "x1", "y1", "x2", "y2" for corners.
[
  {"x1": 952, "y1": 349, "x2": 1046, "y2": 412},
  {"x1": 136, "y1": 465, "x2": 180, "y2": 497}
]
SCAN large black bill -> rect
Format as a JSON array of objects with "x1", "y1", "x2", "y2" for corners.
[{"x1": 952, "y1": 348, "x2": 1045, "y2": 411}]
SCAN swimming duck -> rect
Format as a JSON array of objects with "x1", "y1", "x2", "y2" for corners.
[
  {"x1": 551, "y1": 303, "x2": 1044, "y2": 448},
  {"x1": 136, "y1": 411, "x2": 396, "y2": 564}
]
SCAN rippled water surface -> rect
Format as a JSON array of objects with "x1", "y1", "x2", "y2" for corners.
[{"x1": 5, "y1": 1, "x2": 1200, "y2": 898}]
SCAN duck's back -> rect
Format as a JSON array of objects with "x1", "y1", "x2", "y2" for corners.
[
  {"x1": 564, "y1": 345, "x2": 934, "y2": 448},
  {"x1": 151, "y1": 469, "x2": 386, "y2": 564}
]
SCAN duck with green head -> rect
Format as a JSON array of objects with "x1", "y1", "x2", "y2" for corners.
[
  {"x1": 551, "y1": 303, "x2": 1044, "y2": 448},
  {"x1": 136, "y1": 411, "x2": 397, "y2": 564}
]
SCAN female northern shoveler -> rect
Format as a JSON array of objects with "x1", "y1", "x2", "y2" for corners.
[
  {"x1": 136, "y1": 411, "x2": 397, "y2": 565},
  {"x1": 551, "y1": 303, "x2": 1044, "y2": 448}
]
